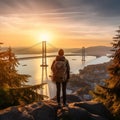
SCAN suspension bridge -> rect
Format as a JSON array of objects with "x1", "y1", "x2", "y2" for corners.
[{"x1": 16, "y1": 41, "x2": 85, "y2": 61}]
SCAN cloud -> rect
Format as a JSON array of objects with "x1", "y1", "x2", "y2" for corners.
[
  {"x1": 84, "y1": 0, "x2": 120, "y2": 17},
  {"x1": 0, "y1": 0, "x2": 119, "y2": 15},
  {"x1": 0, "y1": 0, "x2": 64, "y2": 14},
  {"x1": 0, "y1": 0, "x2": 120, "y2": 41}
]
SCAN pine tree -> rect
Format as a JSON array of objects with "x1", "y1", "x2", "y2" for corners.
[
  {"x1": 0, "y1": 47, "x2": 47, "y2": 109},
  {"x1": 108, "y1": 26, "x2": 120, "y2": 94},
  {"x1": 0, "y1": 47, "x2": 29, "y2": 87},
  {"x1": 93, "y1": 26, "x2": 120, "y2": 118}
]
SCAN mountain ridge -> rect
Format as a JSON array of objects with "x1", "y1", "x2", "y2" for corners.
[{"x1": 1, "y1": 46, "x2": 112, "y2": 56}]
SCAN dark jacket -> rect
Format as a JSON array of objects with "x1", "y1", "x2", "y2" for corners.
[{"x1": 51, "y1": 55, "x2": 70, "y2": 82}]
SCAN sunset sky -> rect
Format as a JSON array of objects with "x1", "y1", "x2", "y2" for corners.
[{"x1": 0, "y1": 0, "x2": 120, "y2": 48}]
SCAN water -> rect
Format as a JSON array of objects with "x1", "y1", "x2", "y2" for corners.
[
  {"x1": 16, "y1": 53, "x2": 110, "y2": 98},
  {"x1": 16, "y1": 54, "x2": 96, "y2": 85}
]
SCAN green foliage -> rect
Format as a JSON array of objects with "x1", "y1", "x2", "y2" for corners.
[
  {"x1": 0, "y1": 47, "x2": 30, "y2": 87},
  {"x1": 0, "y1": 88, "x2": 12, "y2": 108},
  {"x1": 0, "y1": 83, "x2": 48, "y2": 109},
  {"x1": 9, "y1": 83, "x2": 48, "y2": 105},
  {"x1": 93, "y1": 26, "x2": 120, "y2": 119},
  {"x1": 0, "y1": 47, "x2": 48, "y2": 109}
]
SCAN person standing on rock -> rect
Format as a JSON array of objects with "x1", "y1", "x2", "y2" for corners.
[{"x1": 51, "y1": 49, "x2": 70, "y2": 107}]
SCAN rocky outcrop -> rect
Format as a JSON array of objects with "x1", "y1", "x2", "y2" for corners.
[
  {"x1": 79, "y1": 62, "x2": 111, "y2": 83},
  {"x1": 0, "y1": 95, "x2": 113, "y2": 120},
  {"x1": 67, "y1": 61, "x2": 111, "y2": 100}
]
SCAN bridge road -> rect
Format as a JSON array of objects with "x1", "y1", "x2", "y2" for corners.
[{"x1": 17, "y1": 53, "x2": 82, "y2": 60}]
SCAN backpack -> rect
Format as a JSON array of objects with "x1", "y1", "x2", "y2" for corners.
[{"x1": 52, "y1": 60, "x2": 67, "y2": 82}]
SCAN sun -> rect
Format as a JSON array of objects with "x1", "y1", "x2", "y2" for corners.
[
  {"x1": 34, "y1": 30, "x2": 55, "y2": 44},
  {"x1": 40, "y1": 31, "x2": 52, "y2": 42}
]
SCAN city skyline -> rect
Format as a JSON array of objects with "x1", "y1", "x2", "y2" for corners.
[{"x1": 0, "y1": 0, "x2": 120, "y2": 48}]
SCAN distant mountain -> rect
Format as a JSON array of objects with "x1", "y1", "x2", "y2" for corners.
[
  {"x1": 10, "y1": 47, "x2": 80, "y2": 54},
  {"x1": 11, "y1": 47, "x2": 58, "y2": 54},
  {"x1": 73, "y1": 46, "x2": 112, "y2": 56},
  {"x1": 1, "y1": 46, "x2": 112, "y2": 56}
]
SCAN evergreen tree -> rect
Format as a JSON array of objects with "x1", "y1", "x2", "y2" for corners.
[
  {"x1": 108, "y1": 26, "x2": 120, "y2": 94},
  {"x1": 93, "y1": 26, "x2": 120, "y2": 118},
  {"x1": 0, "y1": 47, "x2": 29, "y2": 87},
  {"x1": 0, "y1": 47, "x2": 47, "y2": 109}
]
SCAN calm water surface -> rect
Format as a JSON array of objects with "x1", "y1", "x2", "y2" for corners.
[{"x1": 17, "y1": 54, "x2": 96, "y2": 84}]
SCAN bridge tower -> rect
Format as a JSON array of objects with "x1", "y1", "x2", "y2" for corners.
[
  {"x1": 81, "y1": 47, "x2": 85, "y2": 62},
  {"x1": 40, "y1": 41, "x2": 48, "y2": 83}
]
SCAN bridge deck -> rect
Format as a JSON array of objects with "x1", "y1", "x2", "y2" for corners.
[{"x1": 18, "y1": 53, "x2": 82, "y2": 60}]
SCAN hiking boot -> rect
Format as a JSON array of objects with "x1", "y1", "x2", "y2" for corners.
[
  {"x1": 57, "y1": 103, "x2": 62, "y2": 108},
  {"x1": 63, "y1": 103, "x2": 68, "y2": 107}
]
